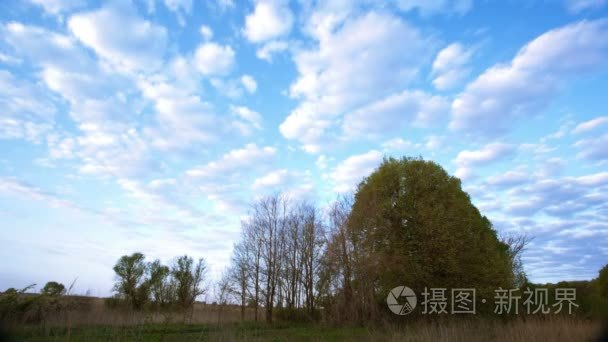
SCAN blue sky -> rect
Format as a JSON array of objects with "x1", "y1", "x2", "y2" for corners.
[{"x1": 0, "y1": 0, "x2": 607, "y2": 297}]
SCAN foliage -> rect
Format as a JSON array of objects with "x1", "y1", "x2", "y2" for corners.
[
  {"x1": 147, "y1": 259, "x2": 173, "y2": 307},
  {"x1": 599, "y1": 264, "x2": 608, "y2": 299},
  {"x1": 318, "y1": 157, "x2": 516, "y2": 322},
  {"x1": 40, "y1": 281, "x2": 66, "y2": 297},
  {"x1": 354, "y1": 157, "x2": 512, "y2": 288},
  {"x1": 0, "y1": 284, "x2": 39, "y2": 324},
  {"x1": 171, "y1": 255, "x2": 208, "y2": 309},
  {"x1": 110, "y1": 253, "x2": 207, "y2": 311},
  {"x1": 112, "y1": 252, "x2": 149, "y2": 310}
]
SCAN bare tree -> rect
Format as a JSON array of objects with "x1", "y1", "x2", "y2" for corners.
[
  {"x1": 215, "y1": 272, "x2": 232, "y2": 324},
  {"x1": 283, "y1": 210, "x2": 302, "y2": 309},
  {"x1": 501, "y1": 233, "x2": 532, "y2": 287},
  {"x1": 317, "y1": 195, "x2": 357, "y2": 321},
  {"x1": 242, "y1": 219, "x2": 262, "y2": 321},
  {"x1": 254, "y1": 194, "x2": 289, "y2": 323},
  {"x1": 225, "y1": 194, "x2": 339, "y2": 322},
  {"x1": 298, "y1": 203, "x2": 325, "y2": 315},
  {"x1": 229, "y1": 240, "x2": 251, "y2": 321}
]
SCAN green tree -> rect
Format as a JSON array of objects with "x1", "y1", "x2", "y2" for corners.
[
  {"x1": 148, "y1": 259, "x2": 173, "y2": 306},
  {"x1": 113, "y1": 252, "x2": 149, "y2": 310},
  {"x1": 347, "y1": 157, "x2": 513, "y2": 314},
  {"x1": 599, "y1": 264, "x2": 608, "y2": 298},
  {"x1": 40, "y1": 281, "x2": 65, "y2": 297},
  {"x1": 171, "y1": 255, "x2": 207, "y2": 309}
]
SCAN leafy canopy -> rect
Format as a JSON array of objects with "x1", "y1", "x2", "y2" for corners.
[{"x1": 348, "y1": 157, "x2": 513, "y2": 294}]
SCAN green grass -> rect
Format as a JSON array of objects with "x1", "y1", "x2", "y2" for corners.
[
  {"x1": 7, "y1": 323, "x2": 371, "y2": 342},
  {"x1": 4, "y1": 317, "x2": 602, "y2": 341}
]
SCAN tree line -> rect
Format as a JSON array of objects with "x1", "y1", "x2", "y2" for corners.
[
  {"x1": 5, "y1": 157, "x2": 607, "y2": 324},
  {"x1": 110, "y1": 158, "x2": 533, "y2": 322},
  {"x1": 109, "y1": 253, "x2": 208, "y2": 311},
  {"x1": 217, "y1": 157, "x2": 529, "y2": 323}
]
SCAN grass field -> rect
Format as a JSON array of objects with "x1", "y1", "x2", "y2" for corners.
[
  {"x1": 1, "y1": 295, "x2": 604, "y2": 341},
  {"x1": 4, "y1": 316, "x2": 603, "y2": 341}
]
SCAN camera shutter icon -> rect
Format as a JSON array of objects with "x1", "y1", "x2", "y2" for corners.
[{"x1": 387, "y1": 286, "x2": 417, "y2": 315}]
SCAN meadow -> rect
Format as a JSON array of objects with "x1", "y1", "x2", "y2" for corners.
[{"x1": 1, "y1": 296, "x2": 604, "y2": 341}]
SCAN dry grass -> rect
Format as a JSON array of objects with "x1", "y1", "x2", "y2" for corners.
[
  {"x1": 380, "y1": 316, "x2": 603, "y2": 341},
  {"x1": 40, "y1": 297, "x2": 257, "y2": 327},
  {"x1": 3, "y1": 296, "x2": 604, "y2": 341}
]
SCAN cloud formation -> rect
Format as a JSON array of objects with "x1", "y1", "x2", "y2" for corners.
[{"x1": 451, "y1": 19, "x2": 608, "y2": 135}]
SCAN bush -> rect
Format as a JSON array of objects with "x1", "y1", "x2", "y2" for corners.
[{"x1": 0, "y1": 285, "x2": 40, "y2": 324}]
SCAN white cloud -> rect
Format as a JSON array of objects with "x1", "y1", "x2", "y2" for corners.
[
  {"x1": 231, "y1": 105, "x2": 262, "y2": 129},
  {"x1": 424, "y1": 135, "x2": 445, "y2": 151},
  {"x1": 136, "y1": 55, "x2": 229, "y2": 153},
  {"x1": 0, "y1": 178, "x2": 83, "y2": 212},
  {"x1": 0, "y1": 52, "x2": 21, "y2": 65},
  {"x1": 138, "y1": 57, "x2": 199, "y2": 100},
  {"x1": 0, "y1": 70, "x2": 56, "y2": 142},
  {"x1": 186, "y1": 144, "x2": 277, "y2": 178},
  {"x1": 252, "y1": 169, "x2": 290, "y2": 189},
  {"x1": 280, "y1": 11, "x2": 435, "y2": 151},
  {"x1": 486, "y1": 170, "x2": 530, "y2": 187},
  {"x1": 240, "y1": 74, "x2": 257, "y2": 93},
  {"x1": 279, "y1": 104, "x2": 331, "y2": 153},
  {"x1": 315, "y1": 154, "x2": 331, "y2": 170},
  {"x1": 3, "y1": 22, "x2": 92, "y2": 72},
  {"x1": 60, "y1": 98, "x2": 159, "y2": 178},
  {"x1": 256, "y1": 40, "x2": 288, "y2": 61},
  {"x1": 164, "y1": 0, "x2": 192, "y2": 13},
  {"x1": 230, "y1": 105, "x2": 262, "y2": 135},
  {"x1": 574, "y1": 133, "x2": 608, "y2": 160},
  {"x1": 209, "y1": 78, "x2": 243, "y2": 98},
  {"x1": 243, "y1": 0, "x2": 293, "y2": 43},
  {"x1": 163, "y1": 0, "x2": 193, "y2": 26},
  {"x1": 382, "y1": 138, "x2": 418, "y2": 151},
  {"x1": 330, "y1": 150, "x2": 383, "y2": 192},
  {"x1": 216, "y1": 0, "x2": 235, "y2": 10},
  {"x1": 455, "y1": 143, "x2": 514, "y2": 166},
  {"x1": 576, "y1": 172, "x2": 608, "y2": 186},
  {"x1": 542, "y1": 240, "x2": 572, "y2": 254},
  {"x1": 565, "y1": 0, "x2": 606, "y2": 13},
  {"x1": 572, "y1": 116, "x2": 608, "y2": 134},
  {"x1": 431, "y1": 43, "x2": 473, "y2": 90},
  {"x1": 47, "y1": 135, "x2": 75, "y2": 159},
  {"x1": 200, "y1": 25, "x2": 213, "y2": 40},
  {"x1": 42, "y1": 66, "x2": 123, "y2": 104},
  {"x1": 451, "y1": 19, "x2": 608, "y2": 135},
  {"x1": 396, "y1": 0, "x2": 473, "y2": 16},
  {"x1": 251, "y1": 169, "x2": 313, "y2": 199},
  {"x1": 29, "y1": 0, "x2": 85, "y2": 15},
  {"x1": 454, "y1": 143, "x2": 514, "y2": 180},
  {"x1": 145, "y1": 96, "x2": 219, "y2": 150},
  {"x1": 4, "y1": 21, "x2": 169, "y2": 178},
  {"x1": 74, "y1": 133, "x2": 155, "y2": 178},
  {"x1": 342, "y1": 90, "x2": 449, "y2": 137},
  {"x1": 194, "y1": 42, "x2": 235, "y2": 76},
  {"x1": 68, "y1": 1, "x2": 168, "y2": 73}
]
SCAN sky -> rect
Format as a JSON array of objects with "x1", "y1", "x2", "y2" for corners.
[{"x1": 0, "y1": 0, "x2": 607, "y2": 297}]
